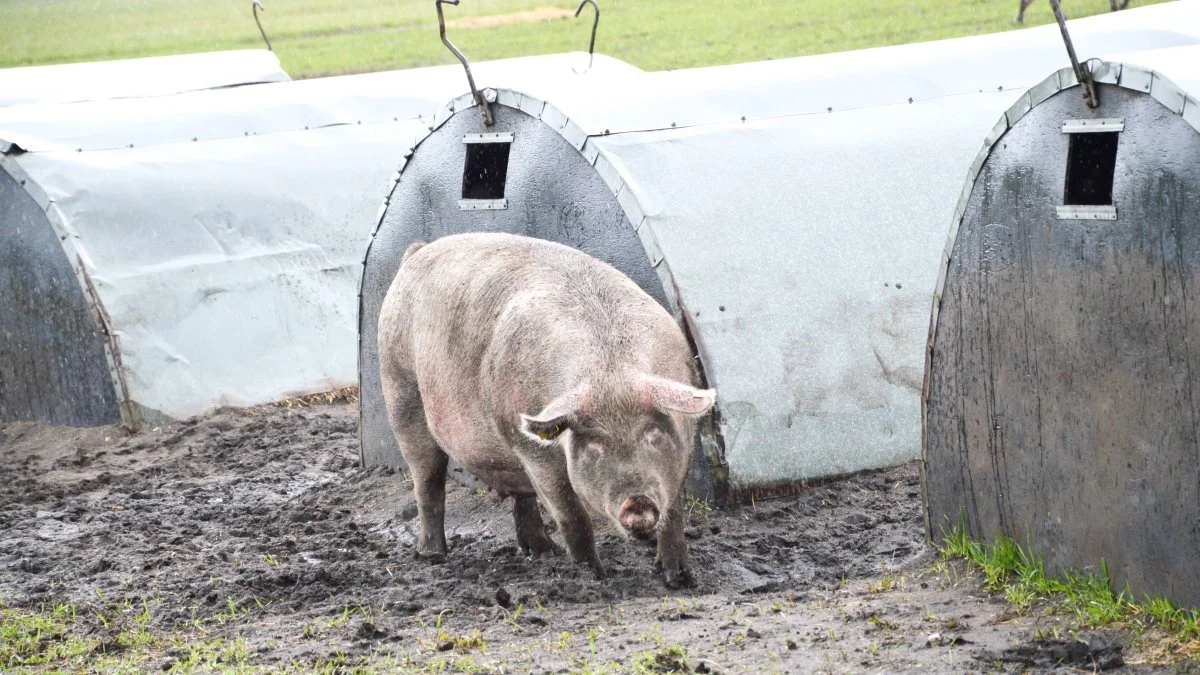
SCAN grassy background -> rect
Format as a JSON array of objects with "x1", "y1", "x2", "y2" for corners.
[{"x1": 0, "y1": 0, "x2": 1172, "y2": 79}]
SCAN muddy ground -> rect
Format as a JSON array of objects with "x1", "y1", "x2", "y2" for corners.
[{"x1": 0, "y1": 401, "x2": 1178, "y2": 673}]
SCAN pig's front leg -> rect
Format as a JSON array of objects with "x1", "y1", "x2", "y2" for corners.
[
  {"x1": 550, "y1": 492, "x2": 605, "y2": 578},
  {"x1": 530, "y1": 480, "x2": 604, "y2": 578},
  {"x1": 655, "y1": 493, "x2": 694, "y2": 588}
]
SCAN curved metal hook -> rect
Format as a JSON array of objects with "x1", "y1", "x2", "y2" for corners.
[
  {"x1": 436, "y1": 0, "x2": 493, "y2": 126},
  {"x1": 1049, "y1": 0, "x2": 1097, "y2": 108},
  {"x1": 252, "y1": 1, "x2": 272, "y2": 52},
  {"x1": 573, "y1": 0, "x2": 600, "y2": 74}
]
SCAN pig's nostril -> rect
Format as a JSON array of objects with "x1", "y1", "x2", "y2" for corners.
[{"x1": 619, "y1": 494, "x2": 660, "y2": 533}]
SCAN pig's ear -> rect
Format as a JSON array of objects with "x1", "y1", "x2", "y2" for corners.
[
  {"x1": 638, "y1": 375, "x2": 716, "y2": 417},
  {"x1": 519, "y1": 413, "x2": 572, "y2": 446},
  {"x1": 518, "y1": 391, "x2": 583, "y2": 446}
]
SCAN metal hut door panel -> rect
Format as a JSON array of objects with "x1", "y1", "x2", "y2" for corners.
[
  {"x1": 360, "y1": 104, "x2": 669, "y2": 474},
  {"x1": 0, "y1": 168, "x2": 121, "y2": 427},
  {"x1": 925, "y1": 83, "x2": 1200, "y2": 606}
]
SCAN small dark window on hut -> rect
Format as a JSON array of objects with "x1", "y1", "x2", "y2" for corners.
[
  {"x1": 462, "y1": 141, "x2": 511, "y2": 200},
  {"x1": 1063, "y1": 131, "x2": 1119, "y2": 206}
]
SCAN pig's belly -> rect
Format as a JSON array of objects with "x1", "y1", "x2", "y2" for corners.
[
  {"x1": 424, "y1": 402, "x2": 534, "y2": 495},
  {"x1": 460, "y1": 463, "x2": 535, "y2": 496}
]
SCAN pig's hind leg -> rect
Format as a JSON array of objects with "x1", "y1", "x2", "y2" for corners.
[
  {"x1": 382, "y1": 368, "x2": 449, "y2": 559},
  {"x1": 512, "y1": 495, "x2": 563, "y2": 558}
]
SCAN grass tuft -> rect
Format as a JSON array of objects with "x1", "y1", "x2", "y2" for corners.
[{"x1": 939, "y1": 521, "x2": 1200, "y2": 663}]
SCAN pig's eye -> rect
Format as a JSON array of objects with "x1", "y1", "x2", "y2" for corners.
[
  {"x1": 585, "y1": 441, "x2": 605, "y2": 456},
  {"x1": 642, "y1": 426, "x2": 665, "y2": 446}
]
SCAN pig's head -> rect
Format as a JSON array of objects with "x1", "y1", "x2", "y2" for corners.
[{"x1": 519, "y1": 375, "x2": 716, "y2": 539}]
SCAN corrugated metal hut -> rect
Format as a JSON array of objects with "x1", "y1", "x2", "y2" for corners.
[
  {"x1": 923, "y1": 45, "x2": 1200, "y2": 606},
  {"x1": 0, "y1": 50, "x2": 289, "y2": 107},
  {"x1": 0, "y1": 53, "x2": 637, "y2": 428},
  {"x1": 359, "y1": 1, "x2": 1200, "y2": 500}
]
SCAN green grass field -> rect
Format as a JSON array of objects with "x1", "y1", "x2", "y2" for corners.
[{"x1": 0, "y1": 0, "x2": 1172, "y2": 79}]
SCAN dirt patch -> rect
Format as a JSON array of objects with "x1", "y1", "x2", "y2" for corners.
[
  {"x1": 448, "y1": 7, "x2": 574, "y2": 30},
  {"x1": 0, "y1": 402, "x2": 1173, "y2": 671}
]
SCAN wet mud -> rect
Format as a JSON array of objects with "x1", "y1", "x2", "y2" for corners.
[{"x1": 0, "y1": 402, "x2": 1166, "y2": 672}]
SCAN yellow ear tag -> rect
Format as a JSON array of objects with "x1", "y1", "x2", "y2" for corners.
[{"x1": 537, "y1": 424, "x2": 562, "y2": 441}]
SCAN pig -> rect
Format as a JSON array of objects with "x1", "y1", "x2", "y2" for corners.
[{"x1": 377, "y1": 232, "x2": 715, "y2": 587}]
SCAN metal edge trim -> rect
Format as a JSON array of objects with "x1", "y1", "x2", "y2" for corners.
[
  {"x1": 43, "y1": 198, "x2": 134, "y2": 428},
  {"x1": 1055, "y1": 205, "x2": 1118, "y2": 220},
  {"x1": 1060, "y1": 118, "x2": 1125, "y2": 133}
]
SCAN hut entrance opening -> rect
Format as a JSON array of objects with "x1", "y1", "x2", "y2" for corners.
[
  {"x1": 1063, "y1": 129, "x2": 1120, "y2": 206},
  {"x1": 461, "y1": 132, "x2": 513, "y2": 208}
]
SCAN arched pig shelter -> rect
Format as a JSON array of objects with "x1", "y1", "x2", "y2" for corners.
[
  {"x1": 358, "y1": 1, "x2": 1200, "y2": 500},
  {"x1": 0, "y1": 50, "x2": 289, "y2": 107},
  {"x1": 923, "y1": 46, "x2": 1200, "y2": 606},
  {"x1": 0, "y1": 53, "x2": 637, "y2": 428}
]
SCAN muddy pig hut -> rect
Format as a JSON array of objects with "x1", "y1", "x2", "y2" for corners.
[
  {"x1": 923, "y1": 43, "x2": 1200, "y2": 607},
  {"x1": 358, "y1": 1, "x2": 1200, "y2": 500},
  {"x1": 0, "y1": 53, "x2": 638, "y2": 428},
  {"x1": 0, "y1": 50, "x2": 289, "y2": 108}
]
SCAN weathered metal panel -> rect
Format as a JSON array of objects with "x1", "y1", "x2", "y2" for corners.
[
  {"x1": 358, "y1": 103, "x2": 692, "y2": 485},
  {"x1": 0, "y1": 168, "x2": 119, "y2": 426},
  {"x1": 925, "y1": 83, "x2": 1200, "y2": 606}
]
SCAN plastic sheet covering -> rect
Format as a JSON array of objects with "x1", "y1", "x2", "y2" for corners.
[
  {"x1": 0, "y1": 50, "x2": 289, "y2": 107},
  {"x1": 0, "y1": 53, "x2": 639, "y2": 423},
  {"x1": 524, "y1": 0, "x2": 1200, "y2": 135}
]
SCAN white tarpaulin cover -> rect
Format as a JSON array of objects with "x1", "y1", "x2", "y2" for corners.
[
  {"x1": 389, "y1": 0, "x2": 1200, "y2": 486},
  {"x1": 0, "y1": 50, "x2": 290, "y2": 107},
  {"x1": 0, "y1": 53, "x2": 639, "y2": 424}
]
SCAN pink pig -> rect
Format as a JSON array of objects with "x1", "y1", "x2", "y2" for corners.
[{"x1": 377, "y1": 232, "x2": 715, "y2": 587}]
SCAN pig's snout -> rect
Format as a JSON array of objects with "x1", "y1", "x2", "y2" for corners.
[{"x1": 618, "y1": 494, "x2": 660, "y2": 538}]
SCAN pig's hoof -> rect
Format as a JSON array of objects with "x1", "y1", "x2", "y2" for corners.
[
  {"x1": 590, "y1": 563, "x2": 608, "y2": 580},
  {"x1": 414, "y1": 549, "x2": 447, "y2": 564},
  {"x1": 658, "y1": 563, "x2": 696, "y2": 589},
  {"x1": 522, "y1": 540, "x2": 564, "y2": 559}
]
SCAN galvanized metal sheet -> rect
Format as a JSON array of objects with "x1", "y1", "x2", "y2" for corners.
[
  {"x1": 0, "y1": 50, "x2": 289, "y2": 108},
  {"x1": 0, "y1": 168, "x2": 120, "y2": 426},
  {"x1": 925, "y1": 81, "x2": 1200, "y2": 607}
]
